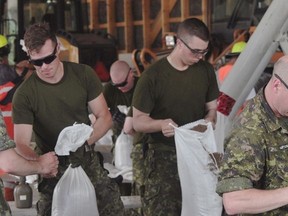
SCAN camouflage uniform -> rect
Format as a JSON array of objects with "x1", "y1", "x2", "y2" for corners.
[
  {"x1": 142, "y1": 144, "x2": 181, "y2": 216},
  {"x1": 0, "y1": 112, "x2": 15, "y2": 216},
  {"x1": 131, "y1": 133, "x2": 148, "y2": 197},
  {"x1": 217, "y1": 89, "x2": 288, "y2": 215}
]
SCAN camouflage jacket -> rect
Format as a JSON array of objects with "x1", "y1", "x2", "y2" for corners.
[
  {"x1": 217, "y1": 89, "x2": 288, "y2": 215},
  {"x1": 0, "y1": 111, "x2": 15, "y2": 215}
]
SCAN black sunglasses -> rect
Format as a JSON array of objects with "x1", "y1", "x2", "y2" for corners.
[
  {"x1": 29, "y1": 44, "x2": 57, "y2": 66},
  {"x1": 274, "y1": 74, "x2": 288, "y2": 89},
  {"x1": 111, "y1": 68, "x2": 131, "y2": 88},
  {"x1": 178, "y1": 38, "x2": 208, "y2": 56}
]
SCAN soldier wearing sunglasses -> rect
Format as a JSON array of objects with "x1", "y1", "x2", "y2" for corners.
[
  {"x1": 132, "y1": 18, "x2": 219, "y2": 215},
  {"x1": 103, "y1": 60, "x2": 148, "y2": 203},
  {"x1": 103, "y1": 60, "x2": 138, "y2": 141},
  {"x1": 12, "y1": 23, "x2": 125, "y2": 216}
]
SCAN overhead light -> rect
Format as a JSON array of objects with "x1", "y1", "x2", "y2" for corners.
[{"x1": 47, "y1": 0, "x2": 57, "y2": 4}]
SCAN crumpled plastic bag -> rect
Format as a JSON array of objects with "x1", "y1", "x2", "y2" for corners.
[{"x1": 54, "y1": 123, "x2": 93, "y2": 155}]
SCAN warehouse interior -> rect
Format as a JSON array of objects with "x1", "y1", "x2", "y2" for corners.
[{"x1": 1, "y1": 0, "x2": 287, "y2": 215}]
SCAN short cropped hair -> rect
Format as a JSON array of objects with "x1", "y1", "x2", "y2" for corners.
[
  {"x1": 177, "y1": 18, "x2": 210, "y2": 42},
  {"x1": 24, "y1": 23, "x2": 57, "y2": 54}
]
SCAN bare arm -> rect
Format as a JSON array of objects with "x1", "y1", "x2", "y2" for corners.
[
  {"x1": 0, "y1": 149, "x2": 58, "y2": 176},
  {"x1": 87, "y1": 93, "x2": 112, "y2": 145},
  {"x1": 13, "y1": 123, "x2": 58, "y2": 176},
  {"x1": 132, "y1": 107, "x2": 177, "y2": 137},
  {"x1": 223, "y1": 188, "x2": 288, "y2": 215},
  {"x1": 14, "y1": 124, "x2": 38, "y2": 160},
  {"x1": 204, "y1": 99, "x2": 217, "y2": 127}
]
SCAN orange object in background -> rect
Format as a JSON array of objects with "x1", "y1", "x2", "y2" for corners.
[
  {"x1": 0, "y1": 81, "x2": 15, "y2": 139},
  {"x1": 94, "y1": 60, "x2": 110, "y2": 82},
  {"x1": 2, "y1": 180, "x2": 17, "y2": 201},
  {"x1": 4, "y1": 187, "x2": 14, "y2": 201},
  {"x1": 218, "y1": 64, "x2": 233, "y2": 84},
  {"x1": 0, "y1": 103, "x2": 13, "y2": 139}
]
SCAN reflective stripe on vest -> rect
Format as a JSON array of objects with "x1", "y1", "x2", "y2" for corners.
[
  {"x1": 0, "y1": 82, "x2": 14, "y2": 139},
  {"x1": 0, "y1": 81, "x2": 15, "y2": 101},
  {"x1": 1, "y1": 110, "x2": 12, "y2": 117}
]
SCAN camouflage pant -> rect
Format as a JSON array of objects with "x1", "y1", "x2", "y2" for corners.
[
  {"x1": 131, "y1": 143, "x2": 146, "y2": 197},
  {"x1": 36, "y1": 146, "x2": 125, "y2": 216},
  {"x1": 142, "y1": 144, "x2": 181, "y2": 216},
  {"x1": 0, "y1": 181, "x2": 11, "y2": 216}
]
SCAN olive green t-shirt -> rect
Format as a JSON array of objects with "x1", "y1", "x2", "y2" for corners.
[
  {"x1": 12, "y1": 61, "x2": 103, "y2": 153},
  {"x1": 103, "y1": 77, "x2": 139, "y2": 113},
  {"x1": 132, "y1": 57, "x2": 219, "y2": 145}
]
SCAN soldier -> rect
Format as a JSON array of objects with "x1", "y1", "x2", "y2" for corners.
[
  {"x1": 132, "y1": 18, "x2": 219, "y2": 215},
  {"x1": 217, "y1": 55, "x2": 288, "y2": 215},
  {"x1": 103, "y1": 60, "x2": 147, "y2": 213},
  {"x1": 0, "y1": 111, "x2": 58, "y2": 215},
  {"x1": 103, "y1": 60, "x2": 139, "y2": 142},
  {"x1": 12, "y1": 23, "x2": 125, "y2": 216}
]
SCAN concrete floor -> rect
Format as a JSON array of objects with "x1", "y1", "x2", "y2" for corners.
[
  {"x1": 9, "y1": 200, "x2": 37, "y2": 216},
  {"x1": 8, "y1": 188, "x2": 142, "y2": 216}
]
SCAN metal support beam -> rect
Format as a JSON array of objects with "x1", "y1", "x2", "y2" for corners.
[{"x1": 219, "y1": 0, "x2": 288, "y2": 120}]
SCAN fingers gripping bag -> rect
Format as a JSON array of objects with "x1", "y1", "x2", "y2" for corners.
[
  {"x1": 52, "y1": 123, "x2": 99, "y2": 216},
  {"x1": 173, "y1": 119, "x2": 222, "y2": 216}
]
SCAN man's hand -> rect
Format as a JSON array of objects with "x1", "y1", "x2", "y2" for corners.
[
  {"x1": 204, "y1": 118, "x2": 216, "y2": 129},
  {"x1": 161, "y1": 119, "x2": 178, "y2": 137},
  {"x1": 38, "y1": 152, "x2": 59, "y2": 177}
]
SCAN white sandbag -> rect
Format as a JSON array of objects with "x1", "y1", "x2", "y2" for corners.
[
  {"x1": 53, "y1": 123, "x2": 98, "y2": 216},
  {"x1": 52, "y1": 165, "x2": 99, "y2": 216},
  {"x1": 173, "y1": 119, "x2": 222, "y2": 216},
  {"x1": 54, "y1": 123, "x2": 93, "y2": 155},
  {"x1": 114, "y1": 131, "x2": 133, "y2": 170}
]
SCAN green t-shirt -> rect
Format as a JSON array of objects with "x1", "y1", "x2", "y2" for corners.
[
  {"x1": 132, "y1": 57, "x2": 219, "y2": 145},
  {"x1": 103, "y1": 77, "x2": 139, "y2": 137},
  {"x1": 103, "y1": 77, "x2": 138, "y2": 113},
  {"x1": 12, "y1": 61, "x2": 103, "y2": 153}
]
